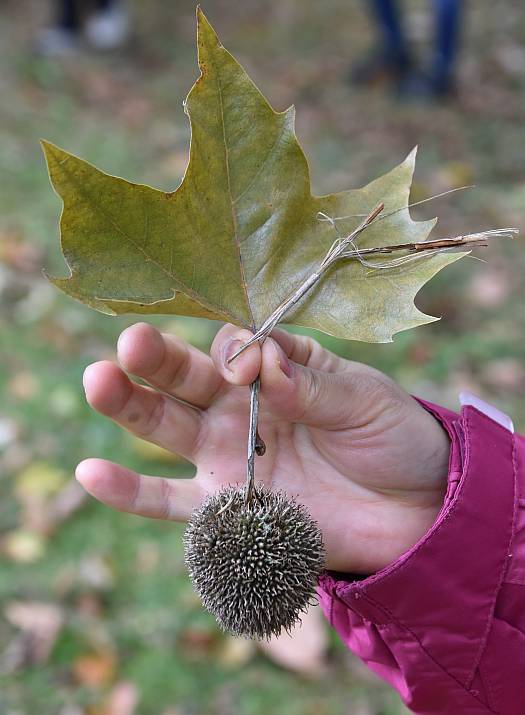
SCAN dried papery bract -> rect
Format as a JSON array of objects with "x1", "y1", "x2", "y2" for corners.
[{"x1": 184, "y1": 484, "x2": 325, "y2": 639}]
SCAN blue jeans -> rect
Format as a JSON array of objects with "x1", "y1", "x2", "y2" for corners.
[
  {"x1": 370, "y1": 0, "x2": 462, "y2": 85},
  {"x1": 58, "y1": 0, "x2": 114, "y2": 31}
]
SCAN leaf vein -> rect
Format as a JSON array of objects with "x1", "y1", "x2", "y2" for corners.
[{"x1": 213, "y1": 58, "x2": 255, "y2": 329}]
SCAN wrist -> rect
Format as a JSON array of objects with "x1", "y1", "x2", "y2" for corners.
[
  {"x1": 411, "y1": 396, "x2": 452, "y2": 493},
  {"x1": 328, "y1": 401, "x2": 452, "y2": 575}
]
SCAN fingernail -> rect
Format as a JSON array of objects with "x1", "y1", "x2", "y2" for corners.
[
  {"x1": 272, "y1": 340, "x2": 292, "y2": 378},
  {"x1": 222, "y1": 339, "x2": 243, "y2": 371}
]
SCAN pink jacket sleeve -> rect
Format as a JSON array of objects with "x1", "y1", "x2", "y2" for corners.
[{"x1": 317, "y1": 399, "x2": 525, "y2": 715}]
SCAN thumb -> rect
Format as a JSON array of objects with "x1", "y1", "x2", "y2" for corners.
[
  {"x1": 258, "y1": 337, "x2": 356, "y2": 428},
  {"x1": 212, "y1": 324, "x2": 387, "y2": 429},
  {"x1": 211, "y1": 324, "x2": 262, "y2": 385}
]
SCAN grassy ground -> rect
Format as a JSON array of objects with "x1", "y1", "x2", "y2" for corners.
[{"x1": 1, "y1": 1, "x2": 524, "y2": 714}]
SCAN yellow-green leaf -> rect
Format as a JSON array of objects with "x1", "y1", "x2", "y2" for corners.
[{"x1": 44, "y1": 8, "x2": 466, "y2": 342}]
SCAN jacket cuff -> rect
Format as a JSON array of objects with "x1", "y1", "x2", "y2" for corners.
[{"x1": 318, "y1": 398, "x2": 516, "y2": 687}]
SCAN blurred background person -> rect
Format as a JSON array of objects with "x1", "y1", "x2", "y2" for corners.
[
  {"x1": 35, "y1": 0, "x2": 130, "y2": 55},
  {"x1": 352, "y1": 0, "x2": 462, "y2": 98}
]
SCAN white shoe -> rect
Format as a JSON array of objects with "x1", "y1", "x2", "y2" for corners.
[{"x1": 85, "y1": 4, "x2": 130, "y2": 50}]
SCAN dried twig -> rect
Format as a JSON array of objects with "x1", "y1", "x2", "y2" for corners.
[
  {"x1": 317, "y1": 185, "x2": 475, "y2": 225},
  {"x1": 245, "y1": 376, "x2": 261, "y2": 503},
  {"x1": 234, "y1": 199, "x2": 517, "y2": 505},
  {"x1": 229, "y1": 210, "x2": 517, "y2": 362}
]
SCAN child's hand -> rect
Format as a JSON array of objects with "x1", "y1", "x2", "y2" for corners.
[{"x1": 77, "y1": 322, "x2": 450, "y2": 574}]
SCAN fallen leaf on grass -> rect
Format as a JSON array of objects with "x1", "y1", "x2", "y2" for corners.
[
  {"x1": 217, "y1": 635, "x2": 256, "y2": 668},
  {"x1": 178, "y1": 625, "x2": 219, "y2": 661},
  {"x1": 50, "y1": 480, "x2": 89, "y2": 525},
  {"x1": 73, "y1": 650, "x2": 117, "y2": 687},
  {"x1": 91, "y1": 681, "x2": 139, "y2": 715},
  {"x1": 7, "y1": 371, "x2": 41, "y2": 401},
  {"x1": 77, "y1": 554, "x2": 115, "y2": 591},
  {"x1": 1, "y1": 529, "x2": 46, "y2": 562},
  {"x1": 15, "y1": 461, "x2": 67, "y2": 499},
  {"x1": 0, "y1": 229, "x2": 44, "y2": 273},
  {"x1": 14, "y1": 462, "x2": 86, "y2": 535},
  {"x1": 2, "y1": 601, "x2": 64, "y2": 672}
]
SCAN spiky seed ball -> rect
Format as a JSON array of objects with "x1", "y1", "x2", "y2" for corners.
[{"x1": 184, "y1": 484, "x2": 325, "y2": 639}]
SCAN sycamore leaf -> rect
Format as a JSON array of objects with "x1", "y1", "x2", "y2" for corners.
[{"x1": 43, "y1": 8, "x2": 466, "y2": 343}]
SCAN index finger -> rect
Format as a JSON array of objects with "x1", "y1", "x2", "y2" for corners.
[{"x1": 118, "y1": 322, "x2": 224, "y2": 409}]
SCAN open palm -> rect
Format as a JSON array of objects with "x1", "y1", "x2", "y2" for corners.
[{"x1": 78, "y1": 322, "x2": 449, "y2": 574}]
